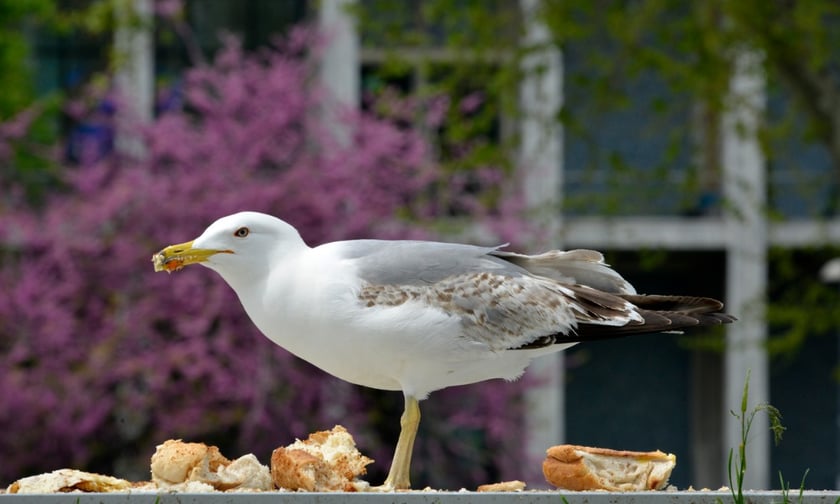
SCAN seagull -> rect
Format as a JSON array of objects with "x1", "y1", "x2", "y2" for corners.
[{"x1": 152, "y1": 211, "x2": 734, "y2": 490}]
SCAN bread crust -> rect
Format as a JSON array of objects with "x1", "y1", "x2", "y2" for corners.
[
  {"x1": 543, "y1": 444, "x2": 676, "y2": 491},
  {"x1": 6, "y1": 469, "x2": 132, "y2": 494},
  {"x1": 476, "y1": 480, "x2": 526, "y2": 492}
]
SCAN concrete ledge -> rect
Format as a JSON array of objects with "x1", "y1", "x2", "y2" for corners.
[{"x1": 2, "y1": 491, "x2": 840, "y2": 503}]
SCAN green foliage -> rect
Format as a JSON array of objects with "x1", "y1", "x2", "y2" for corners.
[
  {"x1": 0, "y1": 0, "x2": 118, "y2": 118},
  {"x1": 779, "y1": 468, "x2": 809, "y2": 504},
  {"x1": 767, "y1": 247, "x2": 840, "y2": 360},
  {"x1": 355, "y1": 0, "x2": 527, "y2": 216},
  {"x1": 540, "y1": 1, "x2": 733, "y2": 214},
  {"x1": 355, "y1": 0, "x2": 518, "y2": 50},
  {"x1": 0, "y1": 0, "x2": 54, "y2": 118},
  {"x1": 359, "y1": 0, "x2": 840, "y2": 216},
  {"x1": 726, "y1": 1, "x2": 840, "y2": 164},
  {"x1": 0, "y1": 0, "x2": 121, "y2": 204},
  {"x1": 721, "y1": 369, "x2": 786, "y2": 504},
  {"x1": 543, "y1": 1, "x2": 734, "y2": 101},
  {"x1": 0, "y1": 0, "x2": 65, "y2": 203},
  {"x1": 38, "y1": 0, "x2": 116, "y2": 35}
]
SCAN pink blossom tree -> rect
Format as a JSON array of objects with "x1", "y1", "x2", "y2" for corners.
[{"x1": 0, "y1": 28, "x2": 530, "y2": 488}]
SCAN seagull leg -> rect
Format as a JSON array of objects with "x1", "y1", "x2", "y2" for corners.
[{"x1": 380, "y1": 394, "x2": 420, "y2": 490}]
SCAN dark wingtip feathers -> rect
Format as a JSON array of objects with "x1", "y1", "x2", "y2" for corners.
[{"x1": 566, "y1": 293, "x2": 735, "y2": 342}]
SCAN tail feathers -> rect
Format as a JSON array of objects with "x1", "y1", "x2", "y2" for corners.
[
  {"x1": 619, "y1": 294, "x2": 725, "y2": 315},
  {"x1": 560, "y1": 294, "x2": 735, "y2": 342}
]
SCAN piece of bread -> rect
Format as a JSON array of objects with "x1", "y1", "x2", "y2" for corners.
[
  {"x1": 151, "y1": 439, "x2": 230, "y2": 486},
  {"x1": 477, "y1": 480, "x2": 527, "y2": 492},
  {"x1": 270, "y1": 425, "x2": 372, "y2": 491},
  {"x1": 543, "y1": 445, "x2": 676, "y2": 491},
  {"x1": 150, "y1": 439, "x2": 272, "y2": 491},
  {"x1": 6, "y1": 469, "x2": 132, "y2": 494}
]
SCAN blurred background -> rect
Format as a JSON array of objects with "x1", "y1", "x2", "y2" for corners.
[{"x1": 0, "y1": 0, "x2": 838, "y2": 491}]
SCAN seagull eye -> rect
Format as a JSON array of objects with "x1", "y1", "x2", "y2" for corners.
[{"x1": 234, "y1": 227, "x2": 250, "y2": 238}]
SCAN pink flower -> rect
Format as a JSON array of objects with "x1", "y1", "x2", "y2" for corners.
[{"x1": 0, "y1": 28, "x2": 528, "y2": 489}]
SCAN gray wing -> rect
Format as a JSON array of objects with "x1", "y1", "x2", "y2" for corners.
[
  {"x1": 336, "y1": 239, "x2": 636, "y2": 292},
  {"x1": 337, "y1": 240, "x2": 644, "y2": 350},
  {"x1": 336, "y1": 239, "x2": 528, "y2": 285}
]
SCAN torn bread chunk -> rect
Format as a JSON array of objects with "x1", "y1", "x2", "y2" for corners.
[
  {"x1": 151, "y1": 439, "x2": 271, "y2": 491},
  {"x1": 271, "y1": 425, "x2": 372, "y2": 491}
]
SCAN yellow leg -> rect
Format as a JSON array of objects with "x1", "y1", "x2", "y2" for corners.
[{"x1": 380, "y1": 394, "x2": 420, "y2": 491}]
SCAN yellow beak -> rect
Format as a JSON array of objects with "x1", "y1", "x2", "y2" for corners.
[{"x1": 152, "y1": 240, "x2": 232, "y2": 273}]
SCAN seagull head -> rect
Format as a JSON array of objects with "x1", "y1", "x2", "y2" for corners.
[{"x1": 152, "y1": 211, "x2": 305, "y2": 282}]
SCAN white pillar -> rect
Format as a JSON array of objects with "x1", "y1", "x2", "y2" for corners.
[
  {"x1": 519, "y1": 0, "x2": 564, "y2": 486},
  {"x1": 722, "y1": 49, "x2": 769, "y2": 490},
  {"x1": 319, "y1": 0, "x2": 359, "y2": 146},
  {"x1": 114, "y1": 0, "x2": 154, "y2": 158},
  {"x1": 111, "y1": 7, "x2": 154, "y2": 479}
]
